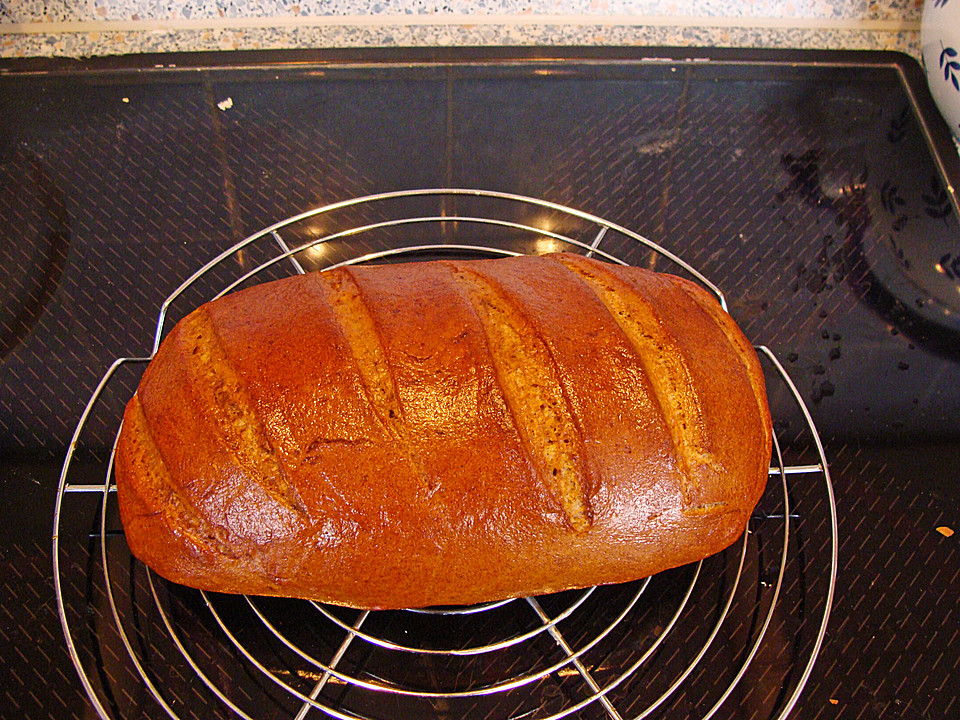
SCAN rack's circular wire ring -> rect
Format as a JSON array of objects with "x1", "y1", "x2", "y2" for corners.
[{"x1": 53, "y1": 189, "x2": 836, "y2": 720}]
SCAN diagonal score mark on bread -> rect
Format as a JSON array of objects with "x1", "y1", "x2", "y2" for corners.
[
  {"x1": 551, "y1": 254, "x2": 722, "y2": 507},
  {"x1": 122, "y1": 395, "x2": 238, "y2": 557},
  {"x1": 446, "y1": 263, "x2": 592, "y2": 532},
  {"x1": 314, "y1": 268, "x2": 431, "y2": 489},
  {"x1": 673, "y1": 280, "x2": 774, "y2": 458},
  {"x1": 182, "y1": 308, "x2": 308, "y2": 515}
]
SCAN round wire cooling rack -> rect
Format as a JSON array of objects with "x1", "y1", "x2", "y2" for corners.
[{"x1": 53, "y1": 189, "x2": 838, "y2": 720}]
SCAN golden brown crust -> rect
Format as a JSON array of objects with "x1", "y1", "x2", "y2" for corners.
[{"x1": 115, "y1": 253, "x2": 772, "y2": 609}]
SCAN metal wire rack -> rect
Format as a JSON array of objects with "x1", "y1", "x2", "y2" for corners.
[{"x1": 53, "y1": 189, "x2": 837, "y2": 720}]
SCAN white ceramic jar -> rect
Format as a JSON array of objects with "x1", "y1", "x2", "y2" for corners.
[{"x1": 922, "y1": 0, "x2": 960, "y2": 141}]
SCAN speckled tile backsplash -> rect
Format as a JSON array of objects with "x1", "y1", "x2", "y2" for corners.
[{"x1": 0, "y1": 0, "x2": 926, "y2": 59}]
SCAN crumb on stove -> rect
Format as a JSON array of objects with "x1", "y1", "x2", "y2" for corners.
[
  {"x1": 829, "y1": 698, "x2": 839, "y2": 705},
  {"x1": 936, "y1": 526, "x2": 954, "y2": 537}
]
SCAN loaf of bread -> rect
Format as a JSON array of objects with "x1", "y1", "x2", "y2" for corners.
[{"x1": 115, "y1": 252, "x2": 772, "y2": 609}]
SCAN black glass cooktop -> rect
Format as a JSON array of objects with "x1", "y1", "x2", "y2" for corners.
[{"x1": 1, "y1": 47, "x2": 958, "y2": 720}]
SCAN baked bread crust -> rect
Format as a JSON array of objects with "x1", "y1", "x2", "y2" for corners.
[{"x1": 115, "y1": 253, "x2": 772, "y2": 609}]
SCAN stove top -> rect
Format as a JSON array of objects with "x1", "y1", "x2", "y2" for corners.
[{"x1": 1, "y1": 47, "x2": 958, "y2": 720}]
